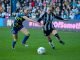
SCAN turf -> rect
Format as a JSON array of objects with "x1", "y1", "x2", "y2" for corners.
[{"x1": 0, "y1": 27, "x2": 80, "y2": 60}]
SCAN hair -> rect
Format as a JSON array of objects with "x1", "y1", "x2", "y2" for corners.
[{"x1": 23, "y1": 7, "x2": 29, "y2": 11}]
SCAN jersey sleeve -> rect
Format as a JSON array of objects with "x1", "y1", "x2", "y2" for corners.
[{"x1": 52, "y1": 13, "x2": 64, "y2": 20}]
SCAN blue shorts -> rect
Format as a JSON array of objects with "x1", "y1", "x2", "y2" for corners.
[{"x1": 12, "y1": 26, "x2": 23, "y2": 34}]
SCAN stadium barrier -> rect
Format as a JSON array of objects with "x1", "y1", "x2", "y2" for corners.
[{"x1": 0, "y1": 17, "x2": 80, "y2": 32}]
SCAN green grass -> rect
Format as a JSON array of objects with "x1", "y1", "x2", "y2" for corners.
[{"x1": 0, "y1": 27, "x2": 80, "y2": 60}]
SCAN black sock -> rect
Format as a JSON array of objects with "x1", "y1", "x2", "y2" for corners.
[
  {"x1": 22, "y1": 34, "x2": 30, "y2": 44},
  {"x1": 55, "y1": 33, "x2": 61, "y2": 41},
  {"x1": 12, "y1": 41, "x2": 16, "y2": 48},
  {"x1": 49, "y1": 39, "x2": 52, "y2": 42},
  {"x1": 55, "y1": 34, "x2": 64, "y2": 44},
  {"x1": 48, "y1": 39, "x2": 55, "y2": 48}
]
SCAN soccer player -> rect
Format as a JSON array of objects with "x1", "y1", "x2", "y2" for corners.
[
  {"x1": 12, "y1": 9, "x2": 36, "y2": 49},
  {"x1": 37, "y1": 7, "x2": 66, "y2": 49}
]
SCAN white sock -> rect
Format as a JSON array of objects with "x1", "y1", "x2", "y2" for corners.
[{"x1": 49, "y1": 42, "x2": 55, "y2": 48}]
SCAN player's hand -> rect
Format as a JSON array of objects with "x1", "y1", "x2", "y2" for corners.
[{"x1": 37, "y1": 22, "x2": 43, "y2": 26}]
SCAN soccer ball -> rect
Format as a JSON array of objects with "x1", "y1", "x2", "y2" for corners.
[{"x1": 37, "y1": 47, "x2": 46, "y2": 55}]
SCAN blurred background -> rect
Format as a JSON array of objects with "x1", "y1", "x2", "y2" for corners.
[
  {"x1": 0, "y1": 0, "x2": 80, "y2": 31},
  {"x1": 0, "y1": 1, "x2": 80, "y2": 60}
]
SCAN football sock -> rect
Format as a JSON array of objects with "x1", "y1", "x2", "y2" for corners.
[
  {"x1": 22, "y1": 34, "x2": 30, "y2": 44},
  {"x1": 59, "y1": 40, "x2": 65, "y2": 45},
  {"x1": 49, "y1": 39, "x2": 55, "y2": 49},
  {"x1": 55, "y1": 33, "x2": 64, "y2": 45},
  {"x1": 12, "y1": 41, "x2": 16, "y2": 48},
  {"x1": 55, "y1": 33, "x2": 61, "y2": 41}
]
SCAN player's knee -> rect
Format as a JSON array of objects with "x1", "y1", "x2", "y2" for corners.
[
  {"x1": 13, "y1": 37, "x2": 17, "y2": 41},
  {"x1": 13, "y1": 39, "x2": 17, "y2": 42},
  {"x1": 13, "y1": 37, "x2": 18, "y2": 41},
  {"x1": 13, "y1": 34, "x2": 18, "y2": 41},
  {"x1": 52, "y1": 30, "x2": 57, "y2": 35},
  {"x1": 27, "y1": 33, "x2": 30, "y2": 36},
  {"x1": 26, "y1": 32, "x2": 30, "y2": 37}
]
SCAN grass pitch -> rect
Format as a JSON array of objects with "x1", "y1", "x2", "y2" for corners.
[{"x1": 0, "y1": 28, "x2": 80, "y2": 60}]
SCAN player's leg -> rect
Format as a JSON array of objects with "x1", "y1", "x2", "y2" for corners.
[
  {"x1": 44, "y1": 30, "x2": 55, "y2": 49},
  {"x1": 12, "y1": 27, "x2": 19, "y2": 49},
  {"x1": 52, "y1": 30, "x2": 64, "y2": 44},
  {"x1": 12, "y1": 34, "x2": 18, "y2": 48},
  {"x1": 20, "y1": 27, "x2": 30, "y2": 45},
  {"x1": 47, "y1": 35, "x2": 55, "y2": 49}
]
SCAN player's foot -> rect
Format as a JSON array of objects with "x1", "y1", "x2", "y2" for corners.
[
  {"x1": 59, "y1": 40, "x2": 65, "y2": 45},
  {"x1": 25, "y1": 44, "x2": 28, "y2": 47},
  {"x1": 49, "y1": 42, "x2": 55, "y2": 49},
  {"x1": 52, "y1": 46, "x2": 55, "y2": 49},
  {"x1": 22, "y1": 43, "x2": 29, "y2": 48}
]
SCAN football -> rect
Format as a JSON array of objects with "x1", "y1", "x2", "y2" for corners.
[{"x1": 37, "y1": 47, "x2": 46, "y2": 55}]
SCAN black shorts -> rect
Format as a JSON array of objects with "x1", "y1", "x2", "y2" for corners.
[
  {"x1": 43, "y1": 28, "x2": 55, "y2": 36},
  {"x1": 43, "y1": 24, "x2": 56, "y2": 36}
]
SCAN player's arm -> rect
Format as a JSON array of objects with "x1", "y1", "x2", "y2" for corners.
[
  {"x1": 54, "y1": 15, "x2": 64, "y2": 20},
  {"x1": 52, "y1": 13, "x2": 67, "y2": 21},
  {"x1": 22, "y1": 16, "x2": 36, "y2": 23}
]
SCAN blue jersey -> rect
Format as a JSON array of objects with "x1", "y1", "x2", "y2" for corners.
[
  {"x1": 13, "y1": 13, "x2": 25, "y2": 28},
  {"x1": 12, "y1": 13, "x2": 26, "y2": 34}
]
